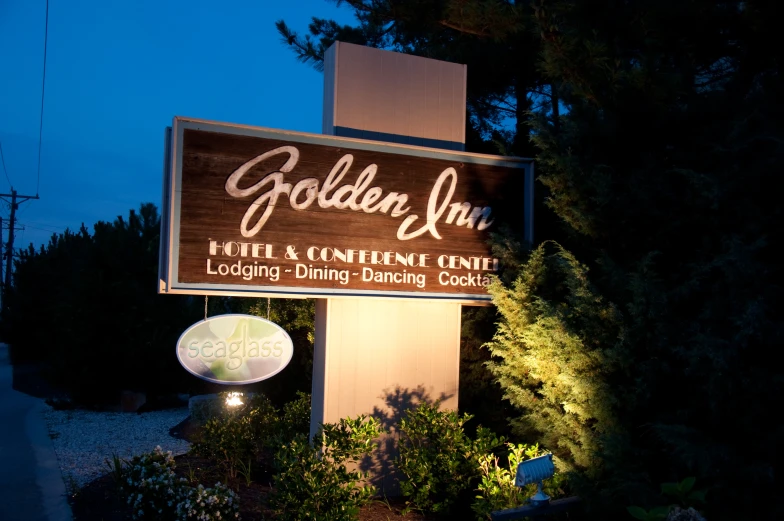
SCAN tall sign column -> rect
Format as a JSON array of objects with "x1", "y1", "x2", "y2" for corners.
[{"x1": 313, "y1": 43, "x2": 474, "y2": 477}]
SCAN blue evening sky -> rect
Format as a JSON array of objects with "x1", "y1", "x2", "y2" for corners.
[{"x1": 0, "y1": 0, "x2": 353, "y2": 250}]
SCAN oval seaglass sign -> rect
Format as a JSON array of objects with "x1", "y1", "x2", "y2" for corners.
[{"x1": 176, "y1": 314, "x2": 294, "y2": 385}]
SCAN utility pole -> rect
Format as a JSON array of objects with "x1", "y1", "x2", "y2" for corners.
[
  {"x1": 1, "y1": 190, "x2": 39, "y2": 299},
  {"x1": 0, "y1": 216, "x2": 4, "y2": 311}
]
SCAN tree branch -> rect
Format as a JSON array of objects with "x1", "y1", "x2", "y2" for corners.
[{"x1": 438, "y1": 20, "x2": 491, "y2": 37}]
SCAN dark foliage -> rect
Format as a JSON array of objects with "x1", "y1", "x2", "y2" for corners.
[
  {"x1": 2, "y1": 204, "x2": 199, "y2": 404},
  {"x1": 1, "y1": 204, "x2": 317, "y2": 407},
  {"x1": 280, "y1": 1, "x2": 783, "y2": 520},
  {"x1": 524, "y1": 1, "x2": 783, "y2": 519}
]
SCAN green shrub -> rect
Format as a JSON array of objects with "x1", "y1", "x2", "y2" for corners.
[
  {"x1": 122, "y1": 446, "x2": 184, "y2": 520},
  {"x1": 191, "y1": 415, "x2": 256, "y2": 479},
  {"x1": 243, "y1": 392, "x2": 282, "y2": 450},
  {"x1": 175, "y1": 482, "x2": 240, "y2": 520},
  {"x1": 3, "y1": 205, "x2": 200, "y2": 403},
  {"x1": 191, "y1": 391, "x2": 309, "y2": 480},
  {"x1": 269, "y1": 415, "x2": 382, "y2": 521},
  {"x1": 278, "y1": 391, "x2": 311, "y2": 440},
  {"x1": 396, "y1": 402, "x2": 503, "y2": 516},
  {"x1": 189, "y1": 395, "x2": 227, "y2": 425},
  {"x1": 627, "y1": 477, "x2": 707, "y2": 521},
  {"x1": 118, "y1": 446, "x2": 239, "y2": 521},
  {"x1": 190, "y1": 394, "x2": 276, "y2": 478},
  {"x1": 472, "y1": 443, "x2": 566, "y2": 519}
]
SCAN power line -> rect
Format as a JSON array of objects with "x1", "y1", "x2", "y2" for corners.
[
  {"x1": 19, "y1": 223, "x2": 60, "y2": 234},
  {"x1": 14, "y1": 200, "x2": 33, "y2": 218},
  {"x1": 35, "y1": 0, "x2": 49, "y2": 197},
  {"x1": 16, "y1": 219, "x2": 59, "y2": 228},
  {"x1": 0, "y1": 141, "x2": 11, "y2": 190}
]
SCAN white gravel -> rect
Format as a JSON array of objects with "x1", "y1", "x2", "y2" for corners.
[{"x1": 41, "y1": 405, "x2": 191, "y2": 488}]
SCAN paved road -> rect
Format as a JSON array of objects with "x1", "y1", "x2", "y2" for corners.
[{"x1": 0, "y1": 343, "x2": 72, "y2": 521}]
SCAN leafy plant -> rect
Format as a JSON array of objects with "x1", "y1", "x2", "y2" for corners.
[
  {"x1": 122, "y1": 446, "x2": 185, "y2": 520},
  {"x1": 485, "y1": 242, "x2": 623, "y2": 477},
  {"x1": 4, "y1": 205, "x2": 201, "y2": 404},
  {"x1": 396, "y1": 402, "x2": 504, "y2": 516},
  {"x1": 236, "y1": 458, "x2": 254, "y2": 487},
  {"x1": 191, "y1": 411, "x2": 258, "y2": 479},
  {"x1": 119, "y1": 446, "x2": 239, "y2": 521},
  {"x1": 105, "y1": 453, "x2": 127, "y2": 490},
  {"x1": 64, "y1": 474, "x2": 82, "y2": 500},
  {"x1": 268, "y1": 415, "x2": 382, "y2": 521},
  {"x1": 242, "y1": 392, "x2": 283, "y2": 451},
  {"x1": 175, "y1": 482, "x2": 239, "y2": 521},
  {"x1": 628, "y1": 478, "x2": 707, "y2": 521},
  {"x1": 277, "y1": 391, "x2": 312, "y2": 441},
  {"x1": 660, "y1": 477, "x2": 706, "y2": 507},
  {"x1": 185, "y1": 462, "x2": 197, "y2": 485},
  {"x1": 188, "y1": 390, "x2": 311, "y2": 488},
  {"x1": 627, "y1": 505, "x2": 672, "y2": 521},
  {"x1": 190, "y1": 391, "x2": 283, "y2": 478},
  {"x1": 472, "y1": 443, "x2": 566, "y2": 519}
]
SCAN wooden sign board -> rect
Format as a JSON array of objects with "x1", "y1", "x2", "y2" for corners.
[{"x1": 159, "y1": 117, "x2": 532, "y2": 303}]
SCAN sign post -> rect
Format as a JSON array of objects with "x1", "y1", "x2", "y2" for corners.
[
  {"x1": 313, "y1": 42, "x2": 532, "y2": 491},
  {"x1": 159, "y1": 42, "x2": 533, "y2": 492}
]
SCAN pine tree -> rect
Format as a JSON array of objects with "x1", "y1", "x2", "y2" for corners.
[
  {"x1": 516, "y1": 0, "x2": 782, "y2": 518},
  {"x1": 485, "y1": 241, "x2": 625, "y2": 474},
  {"x1": 275, "y1": 0, "x2": 545, "y2": 156},
  {"x1": 4, "y1": 204, "x2": 202, "y2": 402},
  {"x1": 280, "y1": 2, "x2": 784, "y2": 519}
]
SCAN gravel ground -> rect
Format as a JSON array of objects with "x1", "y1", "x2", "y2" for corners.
[{"x1": 41, "y1": 405, "x2": 191, "y2": 488}]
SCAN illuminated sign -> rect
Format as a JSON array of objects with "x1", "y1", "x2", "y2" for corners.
[
  {"x1": 176, "y1": 314, "x2": 293, "y2": 385},
  {"x1": 159, "y1": 117, "x2": 532, "y2": 302}
]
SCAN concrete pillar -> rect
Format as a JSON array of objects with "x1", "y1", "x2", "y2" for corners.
[{"x1": 310, "y1": 42, "x2": 469, "y2": 492}]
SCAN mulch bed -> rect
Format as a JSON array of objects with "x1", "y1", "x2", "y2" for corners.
[
  {"x1": 69, "y1": 416, "x2": 440, "y2": 521},
  {"x1": 12, "y1": 363, "x2": 440, "y2": 520},
  {"x1": 70, "y1": 454, "x2": 436, "y2": 520}
]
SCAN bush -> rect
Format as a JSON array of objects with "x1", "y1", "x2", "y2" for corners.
[
  {"x1": 190, "y1": 392, "x2": 279, "y2": 478},
  {"x1": 627, "y1": 478, "x2": 707, "y2": 521},
  {"x1": 122, "y1": 446, "x2": 184, "y2": 520},
  {"x1": 277, "y1": 391, "x2": 312, "y2": 440},
  {"x1": 472, "y1": 443, "x2": 566, "y2": 519},
  {"x1": 189, "y1": 395, "x2": 228, "y2": 426},
  {"x1": 396, "y1": 402, "x2": 503, "y2": 516},
  {"x1": 189, "y1": 391, "x2": 311, "y2": 487},
  {"x1": 176, "y1": 483, "x2": 240, "y2": 520},
  {"x1": 246, "y1": 392, "x2": 286, "y2": 448},
  {"x1": 3, "y1": 205, "x2": 200, "y2": 403},
  {"x1": 191, "y1": 414, "x2": 257, "y2": 480},
  {"x1": 115, "y1": 446, "x2": 239, "y2": 521},
  {"x1": 268, "y1": 415, "x2": 382, "y2": 521}
]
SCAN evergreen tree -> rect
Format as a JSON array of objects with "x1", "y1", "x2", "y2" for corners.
[
  {"x1": 485, "y1": 242, "x2": 625, "y2": 475},
  {"x1": 4, "y1": 204, "x2": 201, "y2": 402},
  {"x1": 3, "y1": 203, "x2": 318, "y2": 406},
  {"x1": 276, "y1": 0, "x2": 545, "y2": 156},
  {"x1": 281, "y1": 2, "x2": 783, "y2": 519},
  {"x1": 492, "y1": 1, "x2": 783, "y2": 518}
]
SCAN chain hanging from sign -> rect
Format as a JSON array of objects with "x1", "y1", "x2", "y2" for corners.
[{"x1": 176, "y1": 314, "x2": 294, "y2": 385}]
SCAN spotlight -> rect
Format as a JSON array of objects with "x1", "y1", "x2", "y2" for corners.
[
  {"x1": 515, "y1": 453, "x2": 555, "y2": 506},
  {"x1": 225, "y1": 392, "x2": 244, "y2": 407}
]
